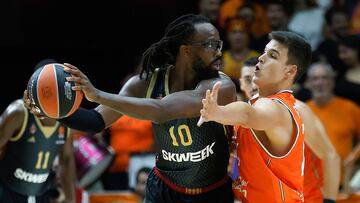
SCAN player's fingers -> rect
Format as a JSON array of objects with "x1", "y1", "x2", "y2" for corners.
[
  {"x1": 202, "y1": 98, "x2": 208, "y2": 108},
  {"x1": 63, "y1": 63, "x2": 78, "y2": 70},
  {"x1": 66, "y1": 76, "x2": 82, "y2": 83},
  {"x1": 23, "y1": 90, "x2": 30, "y2": 104},
  {"x1": 71, "y1": 85, "x2": 83, "y2": 91},
  {"x1": 212, "y1": 81, "x2": 222, "y2": 102},
  {"x1": 23, "y1": 89, "x2": 28, "y2": 98},
  {"x1": 197, "y1": 116, "x2": 205, "y2": 127},
  {"x1": 205, "y1": 89, "x2": 212, "y2": 102},
  {"x1": 63, "y1": 63, "x2": 85, "y2": 76}
]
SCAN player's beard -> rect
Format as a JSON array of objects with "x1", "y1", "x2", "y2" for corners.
[{"x1": 192, "y1": 55, "x2": 220, "y2": 81}]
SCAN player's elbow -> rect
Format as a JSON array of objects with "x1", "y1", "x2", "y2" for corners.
[{"x1": 332, "y1": 151, "x2": 341, "y2": 166}]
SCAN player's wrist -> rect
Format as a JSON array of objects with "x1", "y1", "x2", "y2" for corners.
[{"x1": 323, "y1": 198, "x2": 336, "y2": 203}]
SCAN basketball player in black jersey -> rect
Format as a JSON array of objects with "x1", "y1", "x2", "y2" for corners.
[
  {"x1": 25, "y1": 14, "x2": 236, "y2": 202},
  {"x1": 1, "y1": 59, "x2": 76, "y2": 203},
  {"x1": 0, "y1": 99, "x2": 76, "y2": 203}
]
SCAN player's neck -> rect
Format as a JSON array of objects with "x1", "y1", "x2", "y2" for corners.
[
  {"x1": 171, "y1": 60, "x2": 197, "y2": 91},
  {"x1": 258, "y1": 83, "x2": 292, "y2": 97}
]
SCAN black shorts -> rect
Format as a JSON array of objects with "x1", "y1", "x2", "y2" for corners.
[
  {"x1": 144, "y1": 168, "x2": 234, "y2": 203},
  {"x1": 0, "y1": 181, "x2": 51, "y2": 203}
]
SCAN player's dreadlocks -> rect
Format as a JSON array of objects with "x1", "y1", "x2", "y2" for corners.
[{"x1": 140, "y1": 14, "x2": 210, "y2": 80}]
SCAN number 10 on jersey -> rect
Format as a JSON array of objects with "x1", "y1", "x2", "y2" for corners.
[{"x1": 169, "y1": 124, "x2": 193, "y2": 146}]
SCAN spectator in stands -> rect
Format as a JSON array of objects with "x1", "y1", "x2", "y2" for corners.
[
  {"x1": 221, "y1": 18, "x2": 259, "y2": 91},
  {"x1": 134, "y1": 167, "x2": 151, "y2": 201},
  {"x1": 219, "y1": 0, "x2": 269, "y2": 37},
  {"x1": 336, "y1": 35, "x2": 360, "y2": 105},
  {"x1": 288, "y1": 0, "x2": 330, "y2": 51},
  {"x1": 253, "y1": 0, "x2": 293, "y2": 53},
  {"x1": 305, "y1": 62, "x2": 360, "y2": 190},
  {"x1": 316, "y1": 6, "x2": 350, "y2": 78},
  {"x1": 198, "y1": 0, "x2": 227, "y2": 48}
]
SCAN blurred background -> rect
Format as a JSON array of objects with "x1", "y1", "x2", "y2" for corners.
[{"x1": 0, "y1": 0, "x2": 197, "y2": 111}]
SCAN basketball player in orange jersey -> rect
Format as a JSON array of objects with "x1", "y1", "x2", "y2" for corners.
[
  {"x1": 198, "y1": 31, "x2": 312, "y2": 203},
  {"x1": 236, "y1": 58, "x2": 340, "y2": 203},
  {"x1": 25, "y1": 14, "x2": 237, "y2": 203}
]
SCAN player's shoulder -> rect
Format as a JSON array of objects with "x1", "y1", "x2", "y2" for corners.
[
  {"x1": 295, "y1": 99, "x2": 317, "y2": 119},
  {"x1": 295, "y1": 99, "x2": 309, "y2": 111},
  {"x1": 218, "y1": 71, "x2": 232, "y2": 81},
  {"x1": 254, "y1": 97, "x2": 290, "y2": 116},
  {"x1": 120, "y1": 74, "x2": 151, "y2": 97},
  {"x1": 1, "y1": 99, "x2": 26, "y2": 120},
  {"x1": 7, "y1": 99, "x2": 26, "y2": 113},
  {"x1": 213, "y1": 71, "x2": 235, "y2": 87}
]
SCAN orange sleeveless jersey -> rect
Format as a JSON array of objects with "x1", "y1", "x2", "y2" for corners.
[
  {"x1": 303, "y1": 145, "x2": 323, "y2": 203},
  {"x1": 233, "y1": 90, "x2": 305, "y2": 203}
]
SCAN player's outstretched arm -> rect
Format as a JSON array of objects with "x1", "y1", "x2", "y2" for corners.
[
  {"x1": 198, "y1": 81, "x2": 288, "y2": 131},
  {"x1": 297, "y1": 101, "x2": 340, "y2": 201},
  {"x1": 64, "y1": 63, "x2": 236, "y2": 124}
]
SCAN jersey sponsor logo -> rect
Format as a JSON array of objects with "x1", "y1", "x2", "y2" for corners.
[
  {"x1": 56, "y1": 140, "x2": 65, "y2": 145},
  {"x1": 13, "y1": 168, "x2": 49, "y2": 183},
  {"x1": 162, "y1": 142, "x2": 215, "y2": 162}
]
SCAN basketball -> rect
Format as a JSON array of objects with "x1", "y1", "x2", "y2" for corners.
[{"x1": 27, "y1": 63, "x2": 83, "y2": 119}]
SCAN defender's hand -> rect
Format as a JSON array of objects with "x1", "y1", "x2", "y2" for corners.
[{"x1": 197, "y1": 81, "x2": 222, "y2": 126}]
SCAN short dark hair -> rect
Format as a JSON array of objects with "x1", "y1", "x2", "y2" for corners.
[
  {"x1": 141, "y1": 14, "x2": 210, "y2": 80},
  {"x1": 243, "y1": 57, "x2": 258, "y2": 67},
  {"x1": 269, "y1": 31, "x2": 312, "y2": 82},
  {"x1": 338, "y1": 35, "x2": 360, "y2": 58}
]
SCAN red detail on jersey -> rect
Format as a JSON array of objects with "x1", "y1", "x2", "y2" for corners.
[{"x1": 154, "y1": 167, "x2": 229, "y2": 195}]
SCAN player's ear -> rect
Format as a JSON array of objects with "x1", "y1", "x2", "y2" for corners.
[{"x1": 285, "y1": 64, "x2": 297, "y2": 79}]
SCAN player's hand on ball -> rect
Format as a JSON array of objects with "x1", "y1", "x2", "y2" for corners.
[
  {"x1": 23, "y1": 90, "x2": 46, "y2": 119},
  {"x1": 63, "y1": 63, "x2": 100, "y2": 103}
]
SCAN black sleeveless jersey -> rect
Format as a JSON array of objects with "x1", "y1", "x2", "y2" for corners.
[
  {"x1": 0, "y1": 100, "x2": 69, "y2": 196},
  {"x1": 147, "y1": 67, "x2": 230, "y2": 188}
]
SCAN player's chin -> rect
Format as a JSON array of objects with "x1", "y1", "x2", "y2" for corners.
[{"x1": 197, "y1": 69, "x2": 219, "y2": 80}]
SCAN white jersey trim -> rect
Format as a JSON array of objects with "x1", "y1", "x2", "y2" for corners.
[{"x1": 249, "y1": 98, "x2": 300, "y2": 159}]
